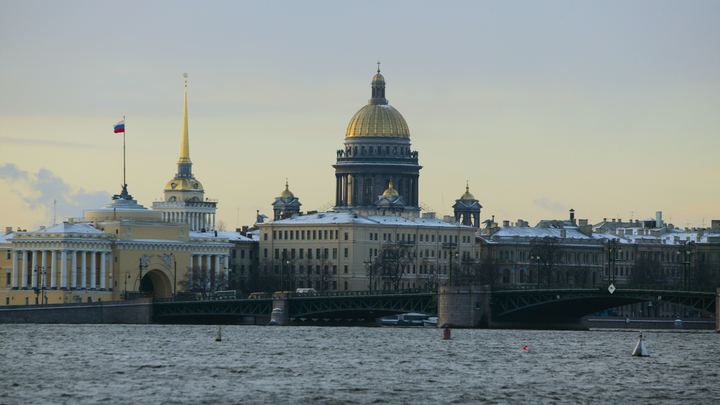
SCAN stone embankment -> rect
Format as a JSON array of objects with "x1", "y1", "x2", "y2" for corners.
[{"x1": 0, "y1": 298, "x2": 153, "y2": 324}]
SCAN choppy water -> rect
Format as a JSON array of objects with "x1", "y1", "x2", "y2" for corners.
[{"x1": 0, "y1": 325, "x2": 718, "y2": 404}]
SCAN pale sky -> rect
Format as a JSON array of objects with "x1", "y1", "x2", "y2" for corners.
[{"x1": 1, "y1": 1, "x2": 718, "y2": 231}]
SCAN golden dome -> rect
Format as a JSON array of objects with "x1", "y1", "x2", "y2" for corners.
[
  {"x1": 372, "y1": 72, "x2": 385, "y2": 83},
  {"x1": 279, "y1": 181, "x2": 294, "y2": 198},
  {"x1": 165, "y1": 178, "x2": 204, "y2": 191},
  {"x1": 383, "y1": 181, "x2": 399, "y2": 196},
  {"x1": 460, "y1": 185, "x2": 475, "y2": 200},
  {"x1": 346, "y1": 104, "x2": 410, "y2": 138},
  {"x1": 460, "y1": 182, "x2": 474, "y2": 200}
]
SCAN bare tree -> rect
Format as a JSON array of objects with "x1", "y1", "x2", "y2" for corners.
[
  {"x1": 178, "y1": 265, "x2": 228, "y2": 300},
  {"x1": 630, "y1": 258, "x2": 664, "y2": 285},
  {"x1": 216, "y1": 220, "x2": 227, "y2": 232},
  {"x1": 530, "y1": 237, "x2": 560, "y2": 285},
  {"x1": 372, "y1": 241, "x2": 413, "y2": 291},
  {"x1": 474, "y1": 256, "x2": 499, "y2": 286}
]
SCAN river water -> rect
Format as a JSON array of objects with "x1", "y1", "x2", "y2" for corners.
[{"x1": 1, "y1": 325, "x2": 718, "y2": 404}]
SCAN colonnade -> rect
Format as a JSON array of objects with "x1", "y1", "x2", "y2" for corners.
[
  {"x1": 189, "y1": 253, "x2": 230, "y2": 284},
  {"x1": 11, "y1": 249, "x2": 110, "y2": 290},
  {"x1": 335, "y1": 173, "x2": 419, "y2": 208},
  {"x1": 162, "y1": 211, "x2": 216, "y2": 232}
]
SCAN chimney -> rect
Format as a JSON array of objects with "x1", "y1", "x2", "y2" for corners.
[
  {"x1": 39, "y1": 226, "x2": 45, "y2": 230},
  {"x1": 578, "y1": 219, "x2": 588, "y2": 226},
  {"x1": 569, "y1": 209, "x2": 575, "y2": 224},
  {"x1": 656, "y1": 211, "x2": 663, "y2": 228},
  {"x1": 560, "y1": 229, "x2": 567, "y2": 238},
  {"x1": 503, "y1": 220, "x2": 510, "y2": 227},
  {"x1": 68, "y1": 218, "x2": 74, "y2": 225},
  {"x1": 618, "y1": 229, "x2": 625, "y2": 237},
  {"x1": 5, "y1": 227, "x2": 11, "y2": 235}
]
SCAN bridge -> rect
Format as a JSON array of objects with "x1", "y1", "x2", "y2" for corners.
[
  {"x1": 153, "y1": 290, "x2": 434, "y2": 325},
  {"x1": 491, "y1": 285, "x2": 716, "y2": 324},
  {"x1": 153, "y1": 286, "x2": 718, "y2": 329}
]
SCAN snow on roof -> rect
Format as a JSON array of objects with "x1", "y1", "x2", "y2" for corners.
[
  {"x1": 0, "y1": 232, "x2": 15, "y2": 244},
  {"x1": 262, "y1": 212, "x2": 473, "y2": 229},
  {"x1": 29, "y1": 222, "x2": 105, "y2": 235},
  {"x1": 592, "y1": 227, "x2": 716, "y2": 244},
  {"x1": 188, "y1": 230, "x2": 258, "y2": 243},
  {"x1": 491, "y1": 226, "x2": 593, "y2": 240}
]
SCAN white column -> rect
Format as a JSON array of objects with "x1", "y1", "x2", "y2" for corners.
[
  {"x1": 214, "y1": 255, "x2": 220, "y2": 286},
  {"x1": 31, "y1": 250, "x2": 38, "y2": 288},
  {"x1": 12, "y1": 250, "x2": 19, "y2": 289},
  {"x1": 81, "y1": 251, "x2": 87, "y2": 289},
  {"x1": 71, "y1": 250, "x2": 77, "y2": 288},
  {"x1": 223, "y1": 256, "x2": 229, "y2": 269},
  {"x1": 212, "y1": 214, "x2": 216, "y2": 231},
  {"x1": 21, "y1": 250, "x2": 28, "y2": 289},
  {"x1": 91, "y1": 252, "x2": 97, "y2": 289},
  {"x1": 41, "y1": 251, "x2": 48, "y2": 288},
  {"x1": 100, "y1": 252, "x2": 106, "y2": 290},
  {"x1": 205, "y1": 255, "x2": 211, "y2": 272},
  {"x1": 51, "y1": 250, "x2": 58, "y2": 289},
  {"x1": 60, "y1": 250, "x2": 68, "y2": 289}
]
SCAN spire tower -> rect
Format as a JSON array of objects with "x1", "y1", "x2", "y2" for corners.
[{"x1": 177, "y1": 73, "x2": 193, "y2": 178}]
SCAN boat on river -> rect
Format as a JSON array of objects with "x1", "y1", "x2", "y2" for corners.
[
  {"x1": 381, "y1": 313, "x2": 430, "y2": 326},
  {"x1": 423, "y1": 317, "x2": 438, "y2": 327}
]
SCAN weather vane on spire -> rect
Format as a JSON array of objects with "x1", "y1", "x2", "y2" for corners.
[{"x1": 377, "y1": 61, "x2": 381, "y2": 73}]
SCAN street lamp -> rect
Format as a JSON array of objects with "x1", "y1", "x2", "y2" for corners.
[
  {"x1": 530, "y1": 254, "x2": 541, "y2": 287},
  {"x1": 607, "y1": 239, "x2": 622, "y2": 286},
  {"x1": 364, "y1": 260, "x2": 372, "y2": 292},
  {"x1": 124, "y1": 272, "x2": 130, "y2": 299},
  {"x1": 449, "y1": 250, "x2": 458, "y2": 286},
  {"x1": 677, "y1": 242, "x2": 694, "y2": 289},
  {"x1": 281, "y1": 259, "x2": 289, "y2": 293},
  {"x1": 32, "y1": 266, "x2": 46, "y2": 305},
  {"x1": 169, "y1": 253, "x2": 177, "y2": 298}
]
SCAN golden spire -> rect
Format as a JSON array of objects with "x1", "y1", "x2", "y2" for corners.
[
  {"x1": 461, "y1": 180, "x2": 475, "y2": 200},
  {"x1": 178, "y1": 72, "x2": 192, "y2": 164},
  {"x1": 280, "y1": 179, "x2": 294, "y2": 198}
]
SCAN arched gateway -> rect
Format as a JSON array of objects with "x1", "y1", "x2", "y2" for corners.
[{"x1": 140, "y1": 269, "x2": 172, "y2": 298}]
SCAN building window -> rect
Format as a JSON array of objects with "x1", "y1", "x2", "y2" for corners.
[
  {"x1": 344, "y1": 281, "x2": 348, "y2": 291},
  {"x1": 308, "y1": 249, "x2": 313, "y2": 260},
  {"x1": 345, "y1": 232, "x2": 349, "y2": 240},
  {"x1": 299, "y1": 249, "x2": 304, "y2": 259},
  {"x1": 232, "y1": 250, "x2": 237, "y2": 258},
  {"x1": 6, "y1": 272, "x2": 10, "y2": 285},
  {"x1": 324, "y1": 248, "x2": 329, "y2": 259},
  {"x1": 241, "y1": 250, "x2": 245, "y2": 259},
  {"x1": 296, "y1": 230, "x2": 299, "y2": 240},
  {"x1": 344, "y1": 265, "x2": 348, "y2": 274},
  {"x1": 313, "y1": 230, "x2": 317, "y2": 240},
  {"x1": 291, "y1": 249, "x2": 296, "y2": 259},
  {"x1": 316, "y1": 248, "x2": 321, "y2": 259},
  {"x1": 275, "y1": 249, "x2": 279, "y2": 260},
  {"x1": 344, "y1": 248, "x2": 348, "y2": 258},
  {"x1": 264, "y1": 249, "x2": 268, "y2": 258},
  {"x1": 289, "y1": 231, "x2": 293, "y2": 240},
  {"x1": 264, "y1": 233, "x2": 268, "y2": 241},
  {"x1": 431, "y1": 235, "x2": 435, "y2": 242},
  {"x1": 240, "y1": 265, "x2": 245, "y2": 274},
  {"x1": 324, "y1": 230, "x2": 328, "y2": 239},
  {"x1": 333, "y1": 248, "x2": 337, "y2": 259},
  {"x1": 333, "y1": 265, "x2": 337, "y2": 274},
  {"x1": 333, "y1": 281, "x2": 337, "y2": 290},
  {"x1": 301, "y1": 230, "x2": 305, "y2": 240}
]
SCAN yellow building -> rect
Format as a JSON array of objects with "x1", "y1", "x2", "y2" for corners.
[{"x1": 0, "y1": 74, "x2": 231, "y2": 306}]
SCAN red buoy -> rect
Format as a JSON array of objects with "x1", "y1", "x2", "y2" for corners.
[
  {"x1": 522, "y1": 345, "x2": 528, "y2": 350},
  {"x1": 442, "y1": 325, "x2": 451, "y2": 340}
]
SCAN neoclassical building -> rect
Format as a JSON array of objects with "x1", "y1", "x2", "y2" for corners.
[
  {"x1": 0, "y1": 74, "x2": 232, "y2": 306},
  {"x1": 153, "y1": 73, "x2": 219, "y2": 232},
  {"x1": 0, "y1": 190, "x2": 231, "y2": 306},
  {"x1": 333, "y1": 67, "x2": 421, "y2": 214}
]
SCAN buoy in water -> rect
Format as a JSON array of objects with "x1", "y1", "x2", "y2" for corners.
[
  {"x1": 631, "y1": 331, "x2": 649, "y2": 357},
  {"x1": 442, "y1": 325, "x2": 451, "y2": 340},
  {"x1": 522, "y1": 345, "x2": 528, "y2": 350},
  {"x1": 215, "y1": 325, "x2": 222, "y2": 342}
]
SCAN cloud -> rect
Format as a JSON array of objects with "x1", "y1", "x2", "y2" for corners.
[
  {"x1": 0, "y1": 137, "x2": 103, "y2": 149},
  {"x1": 533, "y1": 198, "x2": 566, "y2": 212},
  {"x1": 0, "y1": 163, "x2": 110, "y2": 225}
]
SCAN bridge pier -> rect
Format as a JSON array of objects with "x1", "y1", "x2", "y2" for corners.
[
  {"x1": 271, "y1": 292, "x2": 290, "y2": 325},
  {"x1": 437, "y1": 285, "x2": 491, "y2": 328}
]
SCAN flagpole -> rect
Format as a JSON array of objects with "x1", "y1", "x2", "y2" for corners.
[{"x1": 123, "y1": 115, "x2": 126, "y2": 187}]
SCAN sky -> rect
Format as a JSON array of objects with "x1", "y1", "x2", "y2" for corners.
[{"x1": 1, "y1": 1, "x2": 718, "y2": 231}]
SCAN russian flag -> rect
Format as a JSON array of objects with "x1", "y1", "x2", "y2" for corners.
[{"x1": 114, "y1": 119, "x2": 125, "y2": 133}]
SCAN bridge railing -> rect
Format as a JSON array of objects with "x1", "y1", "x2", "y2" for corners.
[
  {"x1": 153, "y1": 288, "x2": 437, "y2": 303},
  {"x1": 490, "y1": 283, "x2": 717, "y2": 293}
]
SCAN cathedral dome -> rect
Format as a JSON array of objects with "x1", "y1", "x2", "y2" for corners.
[
  {"x1": 382, "y1": 181, "x2": 399, "y2": 196},
  {"x1": 165, "y1": 178, "x2": 203, "y2": 191},
  {"x1": 346, "y1": 104, "x2": 410, "y2": 138},
  {"x1": 460, "y1": 184, "x2": 474, "y2": 200},
  {"x1": 279, "y1": 181, "x2": 294, "y2": 198},
  {"x1": 346, "y1": 67, "x2": 410, "y2": 138}
]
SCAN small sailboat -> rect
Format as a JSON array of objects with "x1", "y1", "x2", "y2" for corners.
[{"x1": 631, "y1": 331, "x2": 649, "y2": 357}]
